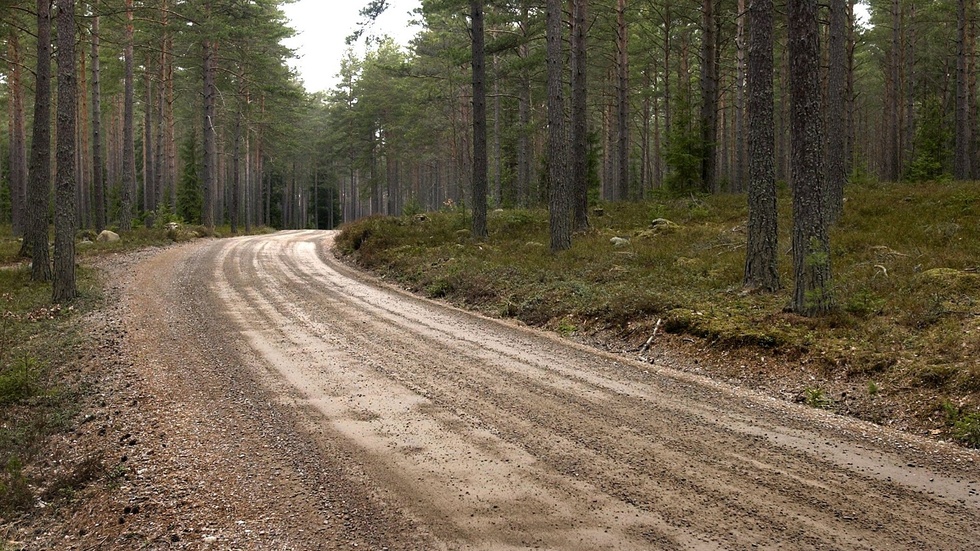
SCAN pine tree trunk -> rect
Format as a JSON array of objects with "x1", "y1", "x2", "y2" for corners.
[
  {"x1": 886, "y1": 0, "x2": 901, "y2": 181},
  {"x1": 120, "y1": 0, "x2": 135, "y2": 231},
  {"x1": 22, "y1": 0, "x2": 52, "y2": 281},
  {"x1": 734, "y1": 0, "x2": 747, "y2": 193},
  {"x1": 571, "y1": 0, "x2": 589, "y2": 230},
  {"x1": 789, "y1": 0, "x2": 832, "y2": 316},
  {"x1": 202, "y1": 38, "x2": 217, "y2": 229},
  {"x1": 143, "y1": 59, "x2": 155, "y2": 227},
  {"x1": 700, "y1": 0, "x2": 718, "y2": 193},
  {"x1": 955, "y1": 0, "x2": 971, "y2": 179},
  {"x1": 744, "y1": 0, "x2": 779, "y2": 292},
  {"x1": 546, "y1": 0, "x2": 571, "y2": 251},
  {"x1": 616, "y1": 0, "x2": 630, "y2": 201},
  {"x1": 91, "y1": 10, "x2": 106, "y2": 233},
  {"x1": 470, "y1": 0, "x2": 488, "y2": 240},
  {"x1": 78, "y1": 40, "x2": 91, "y2": 230},
  {"x1": 53, "y1": 0, "x2": 78, "y2": 302},
  {"x1": 232, "y1": 88, "x2": 242, "y2": 234},
  {"x1": 7, "y1": 30, "x2": 28, "y2": 236},
  {"x1": 826, "y1": 0, "x2": 848, "y2": 223}
]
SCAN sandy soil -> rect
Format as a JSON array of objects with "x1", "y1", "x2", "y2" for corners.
[{"x1": 13, "y1": 230, "x2": 980, "y2": 549}]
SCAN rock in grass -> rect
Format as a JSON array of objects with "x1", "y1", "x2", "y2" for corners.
[
  {"x1": 610, "y1": 236, "x2": 631, "y2": 247},
  {"x1": 97, "y1": 230, "x2": 121, "y2": 243},
  {"x1": 649, "y1": 218, "x2": 680, "y2": 233}
]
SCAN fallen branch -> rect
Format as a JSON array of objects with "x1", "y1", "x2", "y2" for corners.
[{"x1": 638, "y1": 318, "x2": 662, "y2": 356}]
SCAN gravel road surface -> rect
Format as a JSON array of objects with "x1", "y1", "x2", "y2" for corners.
[{"x1": 104, "y1": 230, "x2": 980, "y2": 550}]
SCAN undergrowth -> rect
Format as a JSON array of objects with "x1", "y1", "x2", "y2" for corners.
[{"x1": 337, "y1": 180, "x2": 980, "y2": 445}]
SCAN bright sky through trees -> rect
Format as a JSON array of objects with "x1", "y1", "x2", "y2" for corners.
[{"x1": 282, "y1": 0, "x2": 422, "y2": 93}]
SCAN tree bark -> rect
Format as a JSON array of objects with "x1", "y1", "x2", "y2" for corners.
[
  {"x1": 120, "y1": 0, "x2": 135, "y2": 231},
  {"x1": 22, "y1": 0, "x2": 52, "y2": 281},
  {"x1": 54, "y1": 0, "x2": 78, "y2": 302},
  {"x1": 470, "y1": 0, "x2": 488, "y2": 240},
  {"x1": 825, "y1": 0, "x2": 848, "y2": 223},
  {"x1": 733, "y1": 0, "x2": 747, "y2": 193},
  {"x1": 744, "y1": 0, "x2": 779, "y2": 292},
  {"x1": 6, "y1": 29, "x2": 28, "y2": 236},
  {"x1": 955, "y1": 0, "x2": 971, "y2": 179},
  {"x1": 202, "y1": 38, "x2": 217, "y2": 229},
  {"x1": 616, "y1": 0, "x2": 630, "y2": 200},
  {"x1": 144, "y1": 57, "x2": 155, "y2": 227},
  {"x1": 546, "y1": 0, "x2": 571, "y2": 251},
  {"x1": 571, "y1": 0, "x2": 589, "y2": 230},
  {"x1": 789, "y1": 0, "x2": 832, "y2": 315},
  {"x1": 700, "y1": 0, "x2": 719, "y2": 192},
  {"x1": 91, "y1": 9, "x2": 106, "y2": 232}
]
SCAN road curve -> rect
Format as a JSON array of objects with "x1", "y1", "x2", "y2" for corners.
[{"x1": 159, "y1": 230, "x2": 979, "y2": 550}]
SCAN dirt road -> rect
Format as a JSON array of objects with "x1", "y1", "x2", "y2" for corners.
[{"x1": 111, "y1": 230, "x2": 979, "y2": 550}]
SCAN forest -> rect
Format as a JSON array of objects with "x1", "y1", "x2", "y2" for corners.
[{"x1": 0, "y1": 0, "x2": 977, "y2": 306}]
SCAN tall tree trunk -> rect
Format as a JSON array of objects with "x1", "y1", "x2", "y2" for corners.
[
  {"x1": 733, "y1": 0, "x2": 747, "y2": 192},
  {"x1": 885, "y1": 0, "x2": 901, "y2": 181},
  {"x1": 54, "y1": 0, "x2": 78, "y2": 302},
  {"x1": 744, "y1": 0, "x2": 779, "y2": 292},
  {"x1": 571, "y1": 0, "x2": 589, "y2": 230},
  {"x1": 470, "y1": 0, "x2": 488, "y2": 240},
  {"x1": 202, "y1": 38, "x2": 217, "y2": 229},
  {"x1": 143, "y1": 58, "x2": 155, "y2": 227},
  {"x1": 6, "y1": 30, "x2": 28, "y2": 236},
  {"x1": 955, "y1": 0, "x2": 971, "y2": 179},
  {"x1": 700, "y1": 0, "x2": 719, "y2": 192},
  {"x1": 789, "y1": 0, "x2": 832, "y2": 316},
  {"x1": 91, "y1": 9, "x2": 106, "y2": 232},
  {"x1": 22, "y1": 0, "x2": 52, "y2": 282},
  {"x1": 120, "y1": 0, "x2": 135, "y2": 231},
  {"x1": 232, "y1": 85, "x2": 243, "y2": 234},
  {"x1": 78, "y1": 39, "x2": 91, "y2": 230},
  {"x1": 826, "y1": 0, "x2": 848, "y2": 223},
  {"x1": 546, "y1": 0, "x2": 571, "y2": 251},
  {"x1": 517, "y1": 68, "x2": 531, "y2": 208},
  {"x1": 616, "y1": 0, "x2": 630, "y2": 200}
]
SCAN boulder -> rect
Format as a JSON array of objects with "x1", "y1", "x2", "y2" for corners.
[{"x1": 96, "y1": 230, "x2": 120, "y2": 243}]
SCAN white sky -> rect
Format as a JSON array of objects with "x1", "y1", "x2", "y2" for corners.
[{"x1": 282, "y1": 0, "x2": 422, "y2": 94}]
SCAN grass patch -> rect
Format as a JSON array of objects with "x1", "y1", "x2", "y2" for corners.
[
  {"x1": 0, "y1": 264, "x2": 97, "y2": 517},
  {"x1": 337, "y1": 180, "x2": 980, "y2": 440}
]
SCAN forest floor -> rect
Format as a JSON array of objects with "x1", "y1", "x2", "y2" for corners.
[{"x1": 2, "y1": 229, "x2": 979, "y2": 549}]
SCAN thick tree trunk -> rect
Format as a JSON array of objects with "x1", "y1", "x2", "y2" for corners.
[
  {"x1": 616, "y1": 0, "x2": 630, "y2": 200},
  {"x1": 91, "y1": 11, "x2": 106, "y2": 232},
  {"x1": 825, "y1": 0, "x2": 848, "y2": 223},
  {"x1": 120, "y1": 0, "x2": 135, "y2": 231},
  {"x1": 546, "y1": 0, "x2": 571, "y2": 251},
  {"x1": 22, "y1": 0, "x2": 52, "y2": 281},
  {"x1": 744, "y1": 0, "x2": 779, "y2": 292},
  {"x1": 789, "y1": 0, "x2": 832, "y2": 315},
  {"x1": 700, "y1": 0, "x2": 719, "y2": 193},
  {"x1": 470, "y1": 0, "x2": 488, "y2": 240},
  {"x1": 571, "y1": 0, "x2": 589, "y2": 230},
  {"x1": 54, "y1": 0, "x2": 78, "y2": 302},
  {"x1": 6, "y1": 30, "x2": 28, "y2": 236}
]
